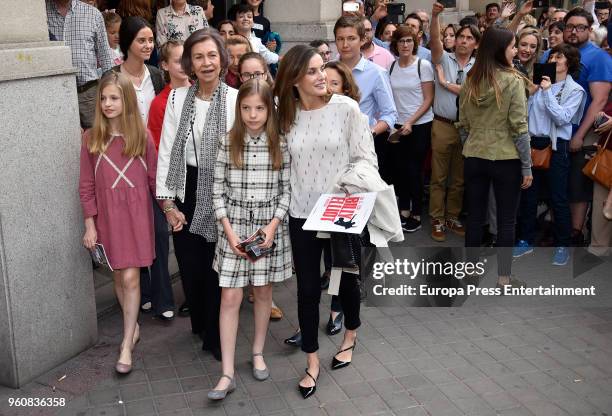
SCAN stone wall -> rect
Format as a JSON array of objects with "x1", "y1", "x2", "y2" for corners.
[{"x1": 0, "y1": 0, "x2": 97, "y2": 388}]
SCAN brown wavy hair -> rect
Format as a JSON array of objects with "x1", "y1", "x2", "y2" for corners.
[
  {"x1": 89, "y1": 71, "x2": 147, "y2": 157},
  {"x1": 274, "y1": 45, "x2": 326, "y2": 135},
  {"x1": 117, "y1": 0, "x2": 152, "y2": 23},
  {"x1": 323, "y1": 61, "x2": 360, "y2": 102},
  {"x1": 389, "y1": 25, "x2": 419, "y2": 56},
  {"x1": 229, "y1": 79, "x2": 282, "y2": 170}
]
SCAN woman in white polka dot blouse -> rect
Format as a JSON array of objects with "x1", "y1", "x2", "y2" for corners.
[{"x1": 273, "y1": 44, "x2": 378, "y2": 399}]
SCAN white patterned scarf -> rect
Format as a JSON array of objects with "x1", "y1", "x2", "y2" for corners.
[{"x1": 165, "y1": 80, "x2": 228, "y2": 241}]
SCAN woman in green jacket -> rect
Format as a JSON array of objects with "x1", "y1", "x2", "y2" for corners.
[{"x1": 457, "y1": 26, "x2": 533, "y2": 290}]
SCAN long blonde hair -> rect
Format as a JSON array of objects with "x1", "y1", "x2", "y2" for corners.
[
  {"x1": 517, "y1": 27, "x2": 542, "y2": 79},
  {"x1": 229, "y1": 79, "x2": 282, "y2": 170},
  {"x1": 89, "y1": 71, "x2": 147, "y2": 157}
]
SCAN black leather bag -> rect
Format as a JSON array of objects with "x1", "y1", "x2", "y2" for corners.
[{"x1": 329, "y1": 231, "x2": 363, "y2": 269}]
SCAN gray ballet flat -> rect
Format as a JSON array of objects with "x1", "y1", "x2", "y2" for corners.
[
  {"x1": 207, "y1": 374, "x2": 236, "y2": 400},
  {"x1": 252, "y1": 352, "x2": 270, "y2": 381}
]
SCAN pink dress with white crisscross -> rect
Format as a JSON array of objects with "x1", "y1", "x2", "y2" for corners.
[{"x1": 79, "y1": 131, "x2": 158, "y2": 269}]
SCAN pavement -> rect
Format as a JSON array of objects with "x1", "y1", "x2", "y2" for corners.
[{"x1": 1, "y1": 227, "x2": 612, "y2": 416}]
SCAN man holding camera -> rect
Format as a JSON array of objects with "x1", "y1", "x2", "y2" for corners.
[{"x1": 428, "y1": 2, "x2": 481, "y2": 242}]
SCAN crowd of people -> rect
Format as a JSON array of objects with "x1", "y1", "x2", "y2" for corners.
[{"x1": 46, "y1": 0, "x2": 612, "y2": 403}]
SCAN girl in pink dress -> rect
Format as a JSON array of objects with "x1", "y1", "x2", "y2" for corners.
[{"x1": 79, "y1": 71, "x2": 158, "y2": 374}]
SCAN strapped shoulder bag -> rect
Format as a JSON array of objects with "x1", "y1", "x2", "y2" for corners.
[
  {"x1": 582, "y1": 129, "x2": 612, "y2": 189},
  {"x1": 531, "y1": 144, "x2": 552, "y2": 169}
]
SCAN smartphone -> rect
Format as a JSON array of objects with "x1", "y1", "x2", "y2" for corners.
[
  {"x1": 595, "y1": 1, "x2": 610, "y2": 10},
  {"x1": 342, "y1": 2, "x2": 360, "y2": 12},
  {"x1": 533, "y1": 62, "x2": 556, "y2": 85},
  {"x1": 532, "y1": 0, "x2": 549, "y2": 7},
  {"x1": 386, "y1": 3, "x2": 405, "y2": 24}
]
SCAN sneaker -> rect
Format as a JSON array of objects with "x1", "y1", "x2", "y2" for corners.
[
  {"x1": 512, "y1": 240, "x2": 533, "y2": 258},
  {"x1": 431, "y1": 219, "x2": 446, "y2": 242},
  {"x1": 400, "y1": 214, "x2": 409, "y2": 226},
  {"x1": 552, "y1": 247, "x2": 569, "y2": 266},
  {"x1": 402, "y1": 216, "x2": 422, "y2": 233},
  {"x1": 446, "y1": 218, "x2": 466, "y2": 236}
]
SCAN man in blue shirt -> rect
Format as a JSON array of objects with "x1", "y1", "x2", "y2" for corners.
[
  {"x1": 334, "y1": 15, "x2": 397, "y2": 181},
  {"x1": 404, "y1": 13, "x2": 432, "y2": 61},
  {"x1": 541, "y1": 7, "x2": 612, "y2": 243}
]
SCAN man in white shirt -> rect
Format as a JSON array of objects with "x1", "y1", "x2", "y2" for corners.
[{"x1": 233, "y1": 4, "x2": 278, "y2": 65}]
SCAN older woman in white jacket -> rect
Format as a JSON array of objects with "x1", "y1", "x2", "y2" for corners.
[{"x1": 156, "y1": 29, "x2": 237, "y2": 360}]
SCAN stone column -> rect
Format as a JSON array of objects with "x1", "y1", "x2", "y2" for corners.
[
  {"x1": 0, "y1": 0, "x2": 97, "y2": 388},
  {"x1": 265, "y1": 0, "x2": 340, "y2": 51}
]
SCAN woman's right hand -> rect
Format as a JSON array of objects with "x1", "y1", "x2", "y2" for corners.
[
  {"x1": 83, "y1": 226, "x2": 97, "y2": 251},
  {"x1": 227, "y1": 231, "x2": 248, "y2": 258},
  {"x1": 521, "y1": 175, "x2": 534, "y2": 189},
  {"x1": 539, "y1": 75, "x2": 552, "y2": 91},
  {"x1": 166, "y1": 208, "x2": 187, "y2": 232}
]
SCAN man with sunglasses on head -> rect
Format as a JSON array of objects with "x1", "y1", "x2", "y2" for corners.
[
  {"x1": 540, "y1": 7, "x2": 612, "y2": 246},
  {"x1": 427, "y1": 2, "x2": 481, "y2": 243}
]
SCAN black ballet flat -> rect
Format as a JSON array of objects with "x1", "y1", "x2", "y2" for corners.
[
  {"x1": 298, "y1": 368, "x2": 318, "y2": 399},
  {"x1": 284, "y1": 330, "x2": 302, "y2": 347},
  {"x1": 331, "y1": 339, "x2": 357, "y2": 370}
]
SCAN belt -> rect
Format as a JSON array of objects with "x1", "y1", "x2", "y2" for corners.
[
  {"x1": 77, "y1": 80, "x2": 98, "y2": 93},
  {"x1": 433, "y1": 114, "x2": 456, "y2": 125},
  {"x1": 227, "y1": 194, "x2": 279, "y2": 209}
]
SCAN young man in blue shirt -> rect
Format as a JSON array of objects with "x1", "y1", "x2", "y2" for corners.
[{"x1": 334, "y1": 15, "x2": 397, "y2": 182}]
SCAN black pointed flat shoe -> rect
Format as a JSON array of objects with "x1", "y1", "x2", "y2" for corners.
[
  {"x1": 298, "y1": 368, "x2": 318, "y2": 399},
  {"x1": 331, "y1": 339, "x2": 357, "y2": 370},
  {"x1": 284, "y1": 330, "x2": 302, "y2": 347},
  {"x1": 326, "y1": 312, "x2": 343, "y2": 336}
]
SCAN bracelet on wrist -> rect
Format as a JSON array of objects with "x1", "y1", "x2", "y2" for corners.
[{"x1": 163, "y1": 204, "x2": 176, "y2": 214}]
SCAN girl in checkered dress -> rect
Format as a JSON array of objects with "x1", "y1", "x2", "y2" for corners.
[{"x1": 209, "y1": 79, "x2": 292, "y2": 397}]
